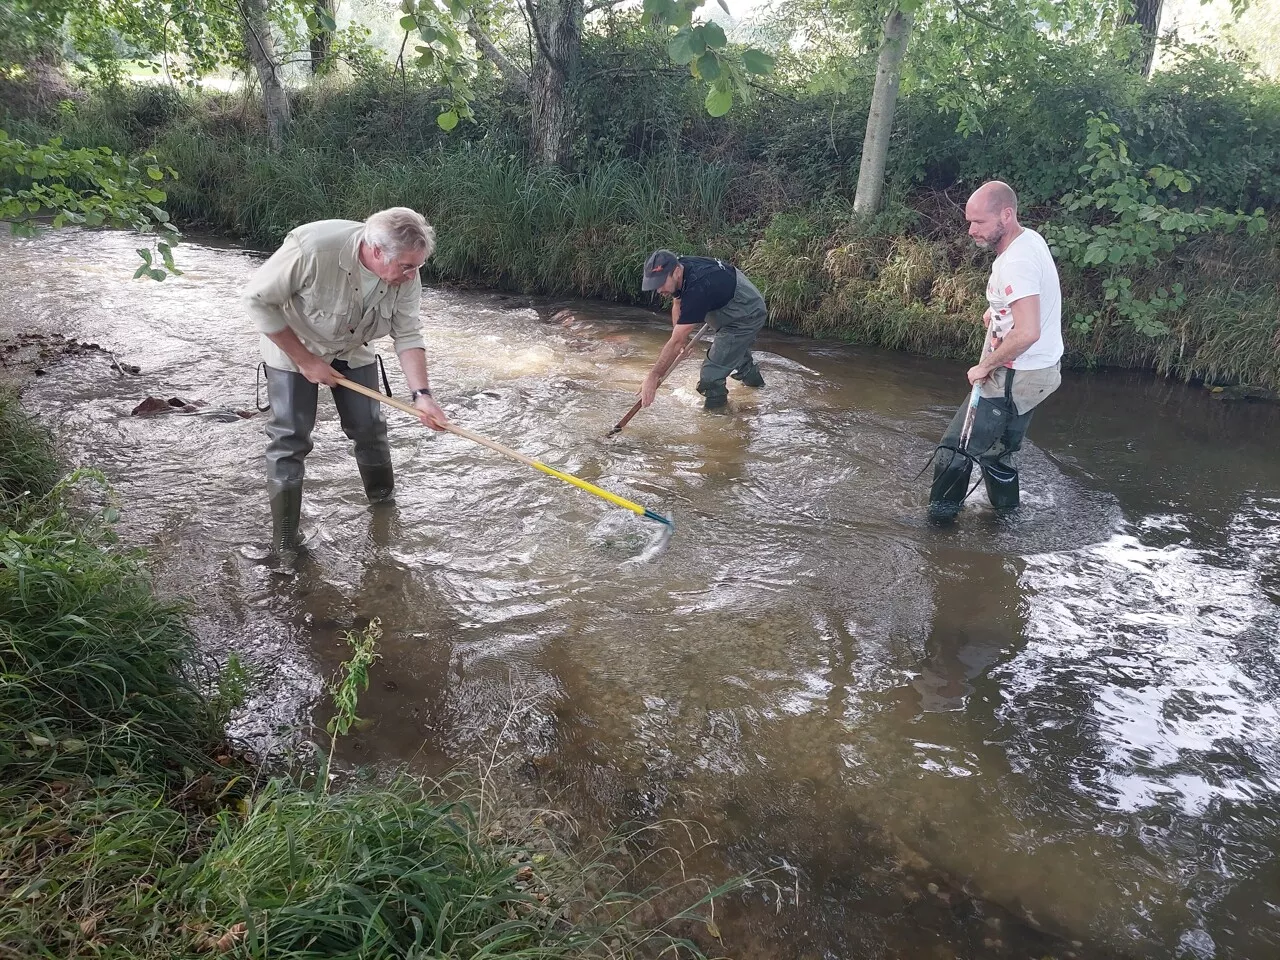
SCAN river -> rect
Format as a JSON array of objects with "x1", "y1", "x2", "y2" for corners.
[{"x1": 5, "y1": 230, "x2": 1279, "y2": 960}]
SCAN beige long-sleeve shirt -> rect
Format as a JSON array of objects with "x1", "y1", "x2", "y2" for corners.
[{"x1": 244, "y1": 219, "x2": 427, "y2": 372}]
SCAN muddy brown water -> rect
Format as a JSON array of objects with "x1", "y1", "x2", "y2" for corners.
[{"x1": 4, "y1": 231, "x2": 1280, "y2": 960}]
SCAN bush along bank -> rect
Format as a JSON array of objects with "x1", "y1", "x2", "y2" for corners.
[
  {"x1": 0, "y1": 385, "x2": 736, "y2": 959},
  {"x1": 3, "y1": 58, "x2": 1278, "y2": 390}
]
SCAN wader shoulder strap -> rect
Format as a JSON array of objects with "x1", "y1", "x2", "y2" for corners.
[
  {"x1": 255, "y1": 361, "x2": 271, "y2": 412},
  {"x1": 376, "y1": 354, "x2": 393, "y2": 397}
]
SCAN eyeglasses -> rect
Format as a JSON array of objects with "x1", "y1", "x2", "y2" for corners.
[
  {"x1": 375, "y1": 244, "x2": 426, "y2": 277},
  {"x1": 392, "y1": 258, "x2": 424, "y2": 275}
]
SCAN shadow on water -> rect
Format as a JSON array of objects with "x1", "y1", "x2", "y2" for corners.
[{"x1": 6, "y1": 230, "x2": 1280, "y2": 959}]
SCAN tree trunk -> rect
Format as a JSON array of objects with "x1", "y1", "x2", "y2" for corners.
[
  {"x1": 853, "y1": 7, "x2": 914, "y2": 218},
  {"x1": 1124, "y1": 0, "x2": 1164, "y2": 78},
  {"x1": 242, "y1": 0, "x2": 291, "y2": 150},
  {"x1": 529, "y1": 0, "x2": 582, "y2": 169},
  {"x1": 465, "y1": 16, "x2": 530, "y2": 94},
  {"x1": 309, "y1": 0, "x2": 333, "y2": 75}
]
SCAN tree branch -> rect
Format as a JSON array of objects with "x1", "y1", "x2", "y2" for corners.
[
  {"x1": 580, "y1": 64, "x2": 686, "y2": 82},
  {"x1": 520, "y1": 0, "x2": 555, "y2": 65},
  {"x1": 952, "y1": 0, "x2": 1000, "y2": 32},
  {"x1": 583, "y1": 0, "x2": 627, "y2": 15},
  {"x1": 465, "y1": 16, "x2": 530, "y2": 92}
]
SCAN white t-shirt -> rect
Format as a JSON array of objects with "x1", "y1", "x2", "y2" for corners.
[{"x1": 985, "y1": 227, "x2": 1063, "y2": 370}]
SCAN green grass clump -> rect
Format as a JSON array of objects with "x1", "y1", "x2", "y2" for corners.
[
  {"x1": 0, "y1": 386, "x2": 60, "y2": 526},
  {"x1": 0, "y1": 513, "x2": 221, "y2": 789}
]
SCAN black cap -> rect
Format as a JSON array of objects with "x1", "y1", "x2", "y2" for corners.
[{"x1": 642, "y1": 249, "x2": 679, "y2": 291}]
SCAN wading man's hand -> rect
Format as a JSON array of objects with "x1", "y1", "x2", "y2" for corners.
[{"x1": 414, "y1": 394, "x2": 450, "y2": 431}]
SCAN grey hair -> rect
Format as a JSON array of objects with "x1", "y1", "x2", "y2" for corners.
[{"x1": 362, "y1": 207, "x2": 436, "y2": 259}]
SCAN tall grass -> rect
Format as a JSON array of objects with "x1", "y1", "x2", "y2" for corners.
[{"x1": 0, "y1": 385, "x2": 59, "y2": 525}]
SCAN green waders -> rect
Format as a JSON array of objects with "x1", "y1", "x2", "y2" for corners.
[{"x1": 264, "y1": 359, "x2": 393, "y2": 554}]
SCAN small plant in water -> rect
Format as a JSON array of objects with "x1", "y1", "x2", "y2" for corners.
[
  {"x1": 324, "y1": 618, "x2": 382, "y2": 786},
  {"x1": 210, "y1": 652, "x2": 254, "y2": 729}
]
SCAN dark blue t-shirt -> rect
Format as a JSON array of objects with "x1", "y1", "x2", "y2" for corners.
[{"x1": 675, "y1": 257, "x2": 737, "y2": 325}]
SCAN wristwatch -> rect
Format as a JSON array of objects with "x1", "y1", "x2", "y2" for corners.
[{"x1": 410, "y1": 387, "x2": 433, "y2": 401}]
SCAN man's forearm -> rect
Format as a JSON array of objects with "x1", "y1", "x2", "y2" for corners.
[
  {"x1": 398, "y1": 347, "x2": 431, "y2": 393},
  {"x1": 648, "y1": 335, "x2": 692, "y2": 382},
  {"x1": 982, "y1": 328, "x2": 1037, "y2": 371}
]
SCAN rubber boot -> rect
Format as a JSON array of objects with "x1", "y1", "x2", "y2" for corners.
[
  {"x1": 268, "y1": 481, "x2": 304, "y2": 555},
  {"x1": 696, "y1": 379, "x2": 729, "y2": 410},
  {"x1": 358, "y1": 461, "x2": 395, "y2": 504},
  {"x1": 731, "y1": 357, "x2": 766, "y2": 388},
  {"x1": 928, "y1": 448, "x2": 973, "y2": 523},
  {"x1": 981, "y1": 461, "x2": 1020, "y2": 512}
]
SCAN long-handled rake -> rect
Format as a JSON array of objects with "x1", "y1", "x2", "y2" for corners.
[{"x1": 334, "y1": 376, "x2": 674, "y2": 530}]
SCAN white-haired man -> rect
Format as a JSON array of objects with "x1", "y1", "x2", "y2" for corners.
[
  {"x1": 244, "y1": 207, "x2": 450, "y2": 554},
  {"x1": 928, "y1": 181, "x2": 1063, "y2": 521}
]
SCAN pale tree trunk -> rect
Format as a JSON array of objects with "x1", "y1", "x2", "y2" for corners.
[
  {"x1": 1124, "y1": 0, "x2": 1164, "y2": 78},
  {"x1": 242, "y1": 0, "x2": 291, "y2": 150},
  {"x1": 529, "y1": 0, "x2": 582, "y2": 169},
  {"x1": 309, "y1": 0, "x2": 333, "y2": 74},
  {"x1": 853, "y1": 7, "x2": 914, "y2": 217}
]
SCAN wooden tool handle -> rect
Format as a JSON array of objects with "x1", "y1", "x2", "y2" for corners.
[
  {"x1": 334, "y1": 375, "x2": 539, "y2": 467},
  {"x1": 609, "y1": 322, "x2": 710, "y2": 435}
]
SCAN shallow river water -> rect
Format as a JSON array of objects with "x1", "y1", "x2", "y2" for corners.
[{"x1": 5, "y1": 231, "x2": 1280, "y2": 959}]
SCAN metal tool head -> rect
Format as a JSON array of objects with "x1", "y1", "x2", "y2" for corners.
[
  {"x1": 642, "y1": 508, "x2": 674, "y2": 528},
  {"x1": 623, "y1": 509, "x2": 675, "y2": 565}
]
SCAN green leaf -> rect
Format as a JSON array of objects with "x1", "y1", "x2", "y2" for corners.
[
  {"x1": 695, "y1": 52, "x2": 721, "y2": 81},
  {"x1": 400, "y1": 14, "x2": 417, "y2": 29},
  {"x1": 716, "y1": 0, "x2": 730, "y2": 12},
  {"x1": 705, "y1": 86, "x2": 732, "y2": 117},
  {"x1": 133, "y1": 263, "x2": 149, "y2": 280},
  {"x1": 701, "y1": 20, "x2": 727, "y2": 48},
  {"x1": 742, "y1": 48, "x2": 775, "y2": 75},
  {"x1": 146, "y1": 165, "x2": 164, "y2": 181},
  {"x1": 668, "y1": 30, "x2": 698, "y2": 65},
  {"x1": 642, "y1": 0, "x2": 678, "y2": 21},
  {"x1": 318, "y1": 10, "x2": 337, "y2": 31},
  {"x1": 157, "y1": 241, "x2": 180, "y2": 274},
  {"x1": 437, "y1": 110, "x2": 459, "y2": 131},
  {"x1": 137, "y1": 247, "x2": 152, "y2": 265}
]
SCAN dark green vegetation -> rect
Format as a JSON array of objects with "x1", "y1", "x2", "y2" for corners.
[
  {"x1": 0, "y1": 386, "x2": 732, "y2": 958},
  {"x1": 7, "y1": 28, "x2": 1279, "y2": 387},
  {"x1": 2, "y1": 0, "x2": 1279, "y2": 387}
]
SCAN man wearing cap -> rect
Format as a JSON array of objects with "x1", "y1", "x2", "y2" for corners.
[
  {"x1": 928, "y1": 180, "x2": 1063, "y2": 521},
  {"x1": 639, "y1": 250, "x2": 768, "y2": 410}
]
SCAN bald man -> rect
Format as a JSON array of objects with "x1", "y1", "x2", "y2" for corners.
[{"x1": 928, "y1": 181, "x2": 1063, "y2": 521}]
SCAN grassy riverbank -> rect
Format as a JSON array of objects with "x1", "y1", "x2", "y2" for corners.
[
  {"x1": 0, "y1": 385, "x2": 728, "y2": 959},
  {"x1": 3, "y1": 53, "x2": 1280, "y2": 388}
]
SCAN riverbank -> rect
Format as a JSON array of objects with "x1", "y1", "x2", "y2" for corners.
[
  {"x1": 4, "y1": 73, "x2": 1279, "y2": 392},
  {"x1": 0, "y1": 381, "x2": 730, "y2": 959}
]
